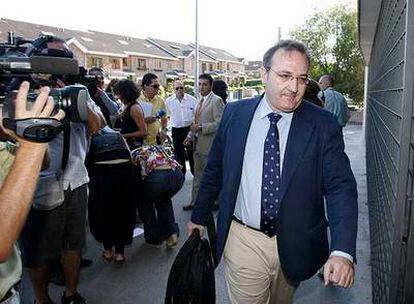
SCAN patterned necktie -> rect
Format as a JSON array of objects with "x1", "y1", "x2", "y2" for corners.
[
  {"x1": 260, "y1": 113, "x2": 282, "y2": 237},
  {"x1": 194, "y1": 97, "x2": 205, "y2": 125}
]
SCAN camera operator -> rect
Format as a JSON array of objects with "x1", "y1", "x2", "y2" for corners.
[
  {"x1": 86, "y1": 67, "x2": 119, "y2": 127},
  {"x1": 0, "y1": 81, "x2": 64, "y2": 304},
  {"x1": 18, "y1": 37, "x2": 105, "y2": 304}
]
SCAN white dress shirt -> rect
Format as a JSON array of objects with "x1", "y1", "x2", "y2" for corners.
[
  {"x1": 165, "y1": 93, "x2": 197, "y2": 128},
  {"x1": 233, "y1": 95, "x2": 353, "y2": 262},
  {"x1": 234, "y1": 95, "x2": 293, "y2": 228}
]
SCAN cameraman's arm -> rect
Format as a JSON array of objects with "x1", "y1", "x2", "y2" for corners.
[
  {"x1": 0, "y1": 82, "x2": 63, "y2": 261},
  {"x1": 0, "y1": 142, "x2": 47, "y2": 261},
  {"x1": 97, "y1": 88, "x2": 119, "y2": 116},
  {"x1": 87, "y1": 99, "x2": 105, "y2": 135}
]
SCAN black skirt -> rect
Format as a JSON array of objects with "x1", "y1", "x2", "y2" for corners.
[{"x1": 87, "y1": 162, "x2": 141, "y2": 246}]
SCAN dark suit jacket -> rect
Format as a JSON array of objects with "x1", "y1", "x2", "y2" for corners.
[{"x1": 191, "y1": 95, "x2": 358, "y2": 285}]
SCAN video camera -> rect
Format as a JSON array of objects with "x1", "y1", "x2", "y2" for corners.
[{"x1": 0, "y1": 32, "x2": 91, "y2": 142}]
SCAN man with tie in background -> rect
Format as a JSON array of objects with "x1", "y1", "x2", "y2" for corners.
[{"x1": 182, "y1": 74, "x2": 224, "y2": 211}]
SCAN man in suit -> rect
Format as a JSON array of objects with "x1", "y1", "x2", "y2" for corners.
[
  {"x1": 182, "y1": 74, "x2": 225, "y2": 211},
  {"x1": 187, "y1": 40, "x2": 358, "y2": 303}
]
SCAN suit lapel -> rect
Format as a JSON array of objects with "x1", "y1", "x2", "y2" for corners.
[
  {"x1": 279, "y1": 106, "x2": 315, "y2": 202},
  {"x1": 228, "y1": 96, "x2": 263, "y2": 207}
]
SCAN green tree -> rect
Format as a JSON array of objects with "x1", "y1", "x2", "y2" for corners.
[{"x1": 290, "y1": 5, "x2": 365, "y2": 105}]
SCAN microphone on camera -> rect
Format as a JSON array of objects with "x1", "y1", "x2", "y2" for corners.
[
  {"x1": 30, "y1": 56, "x2": 79, "y2": 75},
  {"x1": 0, "y1": 56, "x2": 79, "y2": 75}
]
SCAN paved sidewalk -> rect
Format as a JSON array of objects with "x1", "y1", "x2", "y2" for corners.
[{"x1": 20, "y1": 124, "x2": 371, "y2": 304}]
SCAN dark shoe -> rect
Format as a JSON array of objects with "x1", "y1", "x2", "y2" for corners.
[
  {"x1": 182, "y1": 204, "x2": 193, "y2": 211},
  {"x1": 146, "y1": 241, "x2": 163, "y2": 248},
  {"x1": 61, "y1": 292, "x2": 86, "y2": 304},
  {"x1": 80, "y1": 258, "x2": 92, "y2": 268},
  {"x1": 166, "y1": 233, "x2": 179, "y2": 248}
]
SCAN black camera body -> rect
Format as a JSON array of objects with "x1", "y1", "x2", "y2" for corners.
[{"x1": 0, "y1": 33, "x2": 91, "y2": 142}]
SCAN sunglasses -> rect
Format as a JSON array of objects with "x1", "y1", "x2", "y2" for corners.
[
  {"x1": 150, "y1": 84, "x2": 160, "y2": 89},
  {"x1": 175, "y1": 86, "x2": 184, "y2": 90}
]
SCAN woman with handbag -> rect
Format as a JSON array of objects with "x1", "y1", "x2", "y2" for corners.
[
  {"x1": 88, "y1": 80, "x2": 147, "y2": 264},
  {"x1": 132, "y1": 145, "x2": 185, "y2": 248},
  {"x1": 113, "y1": 79, "x2": 147, "y2": 149}
]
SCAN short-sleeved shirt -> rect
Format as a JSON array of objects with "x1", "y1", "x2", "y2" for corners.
[
  {"x1": 42, "y1": 100, "x2": 103, "y2": 191},
  {"x1": 140, "y1": 95, "x2": 166, "y2": 145}
]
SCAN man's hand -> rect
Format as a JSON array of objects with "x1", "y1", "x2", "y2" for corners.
[
  {"x1": 187, "y1": 221, "x2": 205, "y2": 237},
  {"x1": 16, "y1": 82, "x2": 65, "y2": 121},
  {"x1": 0, "y1": 81, "x2": 65, "y2": 144},
  {"x1": 183, "y1": 136, "x2": 193, "y2": 146},
  {"x1": 190, "y1": 123, "x2": 200, "y2": 133},
  {"x1": 323, "y1": 255, "x2": 354, "y2": 288}
]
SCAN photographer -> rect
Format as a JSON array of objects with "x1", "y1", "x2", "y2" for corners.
[
  {"x1": 0, "y1": 81, "x2": 64, "y2": 303},
  {"x1": 18, "y1": 37, "x2": 104, "y2": 304},
  {"x1": 86, "y1": 67, "x2": 119, "y2": 127}
]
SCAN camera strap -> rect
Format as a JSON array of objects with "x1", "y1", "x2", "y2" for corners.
[{"x1": 61, "y1": 120, "x2": 70, "y2": 171}]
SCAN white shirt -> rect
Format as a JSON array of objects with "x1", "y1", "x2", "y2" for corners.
[
  {"x1": 233, "y1": 95, "x2": 353, "y2": 262},
  {"x1": 165, "y1": 93, "x2": 197, "y2": 128},
  {"x1": 233, "y1": 94, "x2": 293, "y2": 229}
]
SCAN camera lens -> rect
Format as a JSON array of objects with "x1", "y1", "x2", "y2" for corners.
[{"x1": 50, "y1": 85, "x2": 89, "y2": 123}]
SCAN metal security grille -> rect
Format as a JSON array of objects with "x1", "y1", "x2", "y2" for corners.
[{"x1": 366, "y1": 0, "x2": 414, "y2": 303}]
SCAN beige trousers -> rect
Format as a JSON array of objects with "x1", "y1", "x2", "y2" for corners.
[
  {"x1": 191, "y1": 151, "x2": 208, "y2": 203},
  {"x1": 223, "y1": 220, "x2": 295, "y2": 304}
]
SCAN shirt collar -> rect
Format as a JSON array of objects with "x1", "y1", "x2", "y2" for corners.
[
  {"x1": 174, "y1": 93, "x2": 188, "y2": 102},
  {"x1": 259, "y1": 94, "x2": 294, "y2": 121},
  {"x1": 141, "y1": 92, "x2": 158, "y2": 103},
  {"x1": 200, "y1": 91, "x2": 213, "y2": 101}
]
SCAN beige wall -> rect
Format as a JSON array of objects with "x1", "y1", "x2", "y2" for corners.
[{"x1": 69, "y1": 45, "x2": 86, "y2": 67}]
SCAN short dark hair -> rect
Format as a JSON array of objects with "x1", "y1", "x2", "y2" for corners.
[
  {"x1": 142, "y1": 73, "x2": 158, "y2": 87},
  {"x1": 262, "y1": 39, "x2": 310, "y2": 69},
  {"x1": 199, "y1": 73, "x2": 213, "y2": 86},
  {"x1": 113, "y1": 79, "x2": 140, "y2": 103},
  {"x1": 320, "y1": 74, "x2": 334, "y2": 86}
]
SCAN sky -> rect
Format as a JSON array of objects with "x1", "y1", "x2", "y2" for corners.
[{"x1": 1, "y1": 0, "x2": 355, "y2": 61}]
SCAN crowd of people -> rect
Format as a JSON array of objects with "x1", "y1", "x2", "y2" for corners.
[{"x1": 0, "y1": 35, "x2": 355, "y2": 304}]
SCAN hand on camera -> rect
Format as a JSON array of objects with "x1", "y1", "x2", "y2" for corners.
[{"x1": 0, "y1": 81, "x2": 65, "y2": 143}]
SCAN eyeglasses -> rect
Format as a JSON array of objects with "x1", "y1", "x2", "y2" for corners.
[
  {"x1": 175, "y1": 86, "x2": 184, "y2": 90},
  {"x1": 265, "y1": 67, "x2": 309, "y2": 85},
  {"x1": 150, "y1": 84, "x2": 160, "y2": 89}
]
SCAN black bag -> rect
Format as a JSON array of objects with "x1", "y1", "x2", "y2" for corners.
[
  {"x1": 88, "y1": 127, "x2": 131, "y2": 163},
  {"x1": 165, "y1": 229, "x2": 216, "y2": 304}
]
